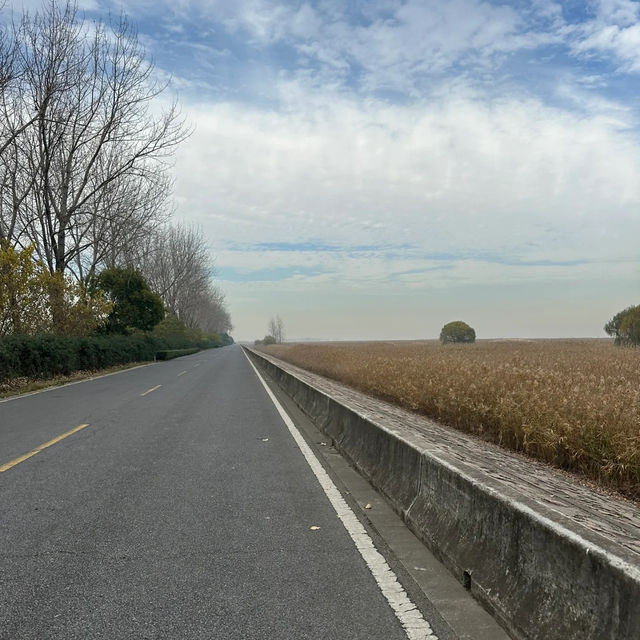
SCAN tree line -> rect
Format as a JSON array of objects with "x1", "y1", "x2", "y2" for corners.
[{"x1": 0, "y1": 1, "x2": 231, "y2": 339}]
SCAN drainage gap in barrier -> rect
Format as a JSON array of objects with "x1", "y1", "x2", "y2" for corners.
[{"x1": 463, "y1": 570, "x2": 472, "y2": 591}]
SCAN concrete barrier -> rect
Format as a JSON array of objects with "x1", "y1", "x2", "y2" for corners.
[{"x1": 245, "y1": 347, "x2": 640, "y2": 640}]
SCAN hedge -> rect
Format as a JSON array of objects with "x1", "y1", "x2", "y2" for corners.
[{"x1": 0, "y1": 332, "x2": 232, "y2": 383}]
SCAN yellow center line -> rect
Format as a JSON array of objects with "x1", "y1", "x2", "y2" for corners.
[
  {"x1": 140, "y1": 384, "x2": 162, "y2": 397},
  {"x1": 0, "y1": 423, "x2": 90, "y2": 473},
  {"x1": 177, "y1": 371, "x2": 187, "y2": 377}
]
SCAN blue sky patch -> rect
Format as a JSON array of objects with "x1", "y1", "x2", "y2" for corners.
[{"x1": 217, "y1": 265, "x2": 331, "y2": 282}]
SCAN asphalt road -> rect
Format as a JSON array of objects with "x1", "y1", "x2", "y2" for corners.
[{"x1": 0, "y1": 345, "x2": 424, "y2": 640}]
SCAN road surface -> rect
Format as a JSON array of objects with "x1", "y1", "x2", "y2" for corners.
[{"x1": 0, "y1": 345, "x2": 437, "y2": 640}]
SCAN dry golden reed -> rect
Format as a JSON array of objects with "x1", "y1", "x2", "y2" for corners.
[{"x1": 264, "y1": 340, "x2": 640, "y2": 500}]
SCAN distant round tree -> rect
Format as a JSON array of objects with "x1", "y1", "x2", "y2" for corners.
[
  {"x1": 605, "y1": 305, "x2": 640, "y2": 346},
  {"x1": 440, "y1": 320, "x2": 476, "y2": 344}
]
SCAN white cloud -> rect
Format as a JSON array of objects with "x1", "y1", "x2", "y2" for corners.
[
  {"x1": 595, "y1": 0, "x2": 640, "y2": 26},
  {"x1": 572, "y1": 22, "x2": 640, "y2": 71},
  {"x1": 7, "y1": 0, "x2": 99, "y2": 12},
  {"x1": 567, "y1": 0, "x2": 640, "y2": 72},
  {"x1": 82, "y1": 0, "x2": 640, "y2": 339},
  {"x1": 529, "y1": 0, "x2": 563, "y2": 23},
  {"x1": 554, "y1": 77, "x2": 634, "y2": 127},
  {"x1": 98, "y1": 0, "x2": 640, "y2": 91},
  {"x1": 272, "y1": 0, "x2": 554, "y2": 93},
  {"x1": 170, "y1": 82, "x2": 640, "y2": 324},
  {"x1": 124, "y1": 0, "x2": 560, "y2": 95}
]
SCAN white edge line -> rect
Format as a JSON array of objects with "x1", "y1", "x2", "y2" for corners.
[
  {"x1": 0, "y1": 362, "x2": 156, "y2": 404},
  {"x1": 244, "y1": 352, "x2": 436, "y2": 640}
]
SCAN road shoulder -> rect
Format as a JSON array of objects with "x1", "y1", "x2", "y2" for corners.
[{"x1": 256, "y1": 364, "x2": 511, "y2": 640}]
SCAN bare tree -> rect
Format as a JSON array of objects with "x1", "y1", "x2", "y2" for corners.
[
  {"x1": 134, "y1": 223, "x2": 230, "y2": 333},
  {"x1": 189, "y1": 283, "x2": 233, "y2": 334},
  {"x1": 0, "y1": 8, "x2": 34, "y2": 159},
  {"x1": 0, "y1": 3, "x2": 81, "y2": 245},
  {"x1": 139, "y1": 224, "x2": 210, "y2": 319},
  {"x1": 0, "y1": 3, "x2": 13, "y2": 94},
  {"x1": 0, "y1": 6, "x2": 30, "y2": 244},
  {"x1": 0, "y1": 2, "x2": 232, "y2": 335},
  {"x1": 2, "y1": 2, "x2": 187, "y2": 279},
  {"x1": 71, "y1": 169, "x2": 172, "y2": 280},
  {"x1": 268, "y1": 315, "x2": 284, "y2": 343}
]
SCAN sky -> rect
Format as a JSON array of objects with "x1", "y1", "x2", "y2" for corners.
[{"x1": 13, "y1": 0, "x2": 640, "y2": 340}]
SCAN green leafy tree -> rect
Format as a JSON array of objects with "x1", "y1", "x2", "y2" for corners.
[
  {"x1": 605, "y1": 305, "x2": 640, "y2": 346},
  {"x1": 49, "y1": 272, "x2": 112, "y2": 336},
  {"x1": 220, "y1": 333, "x2": 234, "y2": 346},
  {"x1": 0, "y1": 244, "x2": 110, "y2": 336},
  {"x1": 0, "y1": 244, "x2": 51, "y2": 335},
  {"x1": 440, "y1": 320, "x2": 476, "y2": 344},
  {"x1": 91, "y1": 267, "x2": 164, "y2": 334},
  {"x1": 152, "y1": 312, "x2": 221, "y2": 347},
  {"x1": 152, "y1": 313, "x2": 190, "y2": 338}
]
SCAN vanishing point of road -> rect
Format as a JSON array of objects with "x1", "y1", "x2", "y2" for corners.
[{"x1": 0, "y1": 345, "x2": 438, "y2": 640}]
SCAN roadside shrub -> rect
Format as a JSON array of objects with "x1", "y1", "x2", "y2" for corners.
[
  {"x1": 0, "y1": 326, "x2": 233, "y2": 384},
  {"x1": 440, "y1": 321, "x2": 476, "y2": 344},
  {"x1": 0, "y1": 334, "x2": 194, "y2": 383},
  {"x1": 0, "y1": 339, "x2": 19, "y2": 378},
  {"x1": 0, "y1": 334, "x2": 158, "y2": 382},
  {"x1": 151, "y1": 314, "x2": 228, "y2": 350}
]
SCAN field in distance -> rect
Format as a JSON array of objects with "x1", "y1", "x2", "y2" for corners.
[{"x1": 261, "y1": 339, "x2": 639, "y2": 501}]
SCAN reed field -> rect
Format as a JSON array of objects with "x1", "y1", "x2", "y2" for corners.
[{"x1": 262, "y1": 340, "x2": 640, "y2": 501}]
